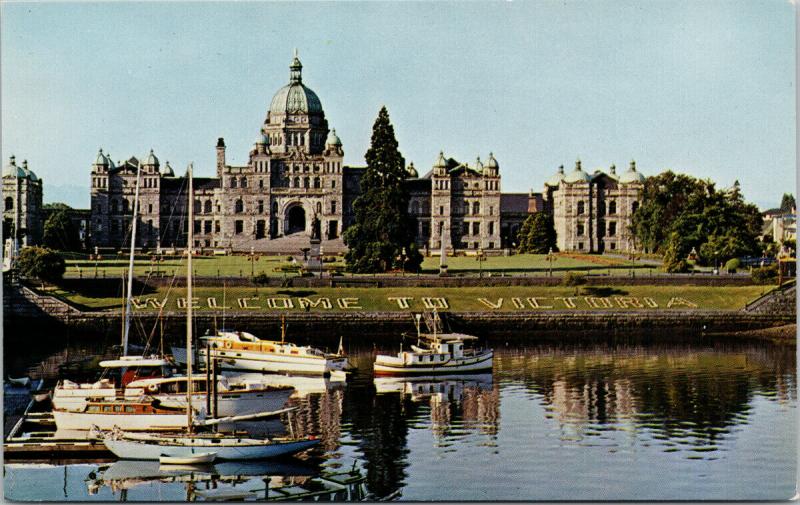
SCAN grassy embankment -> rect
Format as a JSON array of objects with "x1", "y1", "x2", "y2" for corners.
[{"x1": 51, "y1": 284, "x2": 767, "y2": 313}]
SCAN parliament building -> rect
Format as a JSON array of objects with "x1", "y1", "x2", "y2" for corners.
[{"x1": 86, "y1": 54, "x2": 644, "y2": 255}]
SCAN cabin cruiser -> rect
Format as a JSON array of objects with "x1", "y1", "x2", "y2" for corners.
[
  {"x1": 179, "y1": 329, "x2": 350, "y2": 377},
  {"x1": 373, "y1": 333, "x2": 493, "y2": 375}
]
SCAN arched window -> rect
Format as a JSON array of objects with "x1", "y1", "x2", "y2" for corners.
[
  {"x1": 123, "y1": 199, "x2": 130, "y2": 214},
  {"x1": 632, "y1": 201, "x2": 639, "y2": 214},
  {"x1": 577, "y1": 201, "x2": 585, "y2": 215},
  {"x1": 331, "y1": 201, "x2": 337, "y2": 214},
  {"x1": 241, "y1": 177, "x2": 248, "y2": 188},
  {"x1": 316, "y1": 202, "x2": 322, "y2": 214},
  {"x1": 259, "y1": 179, "x2": 264, "y2": 189},
  {"x1": 272, "y1": 201, "x2": 278, "y2": 214},
  {"x1": 304, "y1": 177, "x2": 310, "y2": 188},
  {"x1": 4, "y1": 197, "x2": 12, "y2": 211},
  {"x1": 204, "y1": 200, "x2": 212, "y2": 214},
  {"x1": 313, "y1": 177, "x2": 321, "y2": 189},
  {"x1": 473, "y1": 201, "x2": 480, "y2": 215},
  {"x1": 231, "y1": 177, "x2": 238, "y2": 188},
  {"x1": 411, "y1": 201, "x2": 420, "y2": 215},
  {"x1": 609, "y1": 200, "x2": 617, "y2": 215},
  {"x1": 234, "y1": 199, "x2": 244, "y2": 214},
  {"x1": 293, "y1": 177, "x2": 300, "y2": 188}
]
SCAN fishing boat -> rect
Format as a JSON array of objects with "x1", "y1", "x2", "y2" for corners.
[
  {"x1": 100, "y1": 163, "x2": 319, "y2": 461},
  {"x1": 182, "y1": 324, "x2": 350, "y2": 377},
  {"x1": 373, "y1": 313, "x2": 493, "y2": 376},
  {"x1": 160, "y1": 452, "x2": 217, "y2": 465}
]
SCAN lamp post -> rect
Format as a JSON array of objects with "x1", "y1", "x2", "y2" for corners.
[
  {"x1": 94, "y1": 246, "x2": 99, "y2": 278},
  {"x1": 400, "y1": 247, "x2": 407, "y2": 277},
  {"x1": 248, "y1": 246, "x2": 256, "y2": 279},
  {"x1": 319, "y1": 245, "x2": 324, "y2": 278},
  {"x1": 628, "y1": 245, "x2": 637, "y2": 278},
  {"x1": 546, "y1": 247, "x2": 557, "y2": 277},
  {"x1": 714, "y1": 250, "x2": 719, "y2": 275},
  {"x1": 476, "y1": 248, "x2": 485, "y2": 278}
]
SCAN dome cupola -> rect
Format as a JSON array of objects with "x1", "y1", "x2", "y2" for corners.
[
  {"x1": 3, "y1": 155, "x2": 25, "y2": 178},
  {"x1": 326, "y1": 129, "x2": 342, "y2": 147},
  {"x1": 563, "y1": 159, "x2": 591, "y2": 184},
  {"x1": 486, "y1": 152, "x2": 499, "y2": 170},
  {"x1": 434, "y1": 151, "x2": 447, "y2": 169},
  {"x1": 406, "y1": 162, "x2": 418, "y2": 178},
  {"x1": 93, "y1": 148, "x2": 109, "y2": 168},
  {"x1": 474, "y1": 156, "x2": 483, "y2": 172},
  {"x1": 143, "y1": 149, "x2": 159, "y2": 167},
  {"x1": 106, "y1": 153, "x2": 115, "y2": 170},
  {"x1": 21, "y1": 160, "x2": 38, "y2": 182},
  {"x1": 268, "y1": 51, "x2": 323, "y2": 117},
  {"x1": 619, "y1": 159, "x2": 646, "y2": 184},
  {"x1": 545, "y1": 165, "x2": 566, "y2": 187},
  {"x1": 161, "y1": 161, "x2": 175, "y2": 177}
]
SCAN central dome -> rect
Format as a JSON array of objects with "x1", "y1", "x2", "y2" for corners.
[{"x1": 268, "y1": 53, "x2": 323, "y2": 116}]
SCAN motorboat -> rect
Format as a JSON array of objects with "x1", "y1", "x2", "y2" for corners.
[
  {"x1": 373, "y1": 314, "x2": 493, "y2": 376},
  {"x1": 54, "y1": 399, "x2": 197, "y2": 431},
  {"x1": 182, "y1": 328, "x2": 350, "y2": 377}
]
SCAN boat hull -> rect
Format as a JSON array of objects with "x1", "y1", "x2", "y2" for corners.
[
  {"x1": 373, "y1": 353, "x2": 493, "y2": 376},
  {"x1": 105, "y1": 436, "x2": 319, "y2": 461},
  {"x1": 199, "y1": 348, "x2": 347, "y2": 376},
  {"x1": 140, "y1": 388, "x2": 293, "y2": 417},
  {"x1": 53, "y1": 410, "x2": 189, "y2": 431}
]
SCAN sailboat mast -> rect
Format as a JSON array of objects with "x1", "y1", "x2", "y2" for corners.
[
  {"x1": 186, "y1": 163, "x2": 194, "y2": 432},
  {"x1": 122, "y1": 162, "x2": 143, "y2": 355}
]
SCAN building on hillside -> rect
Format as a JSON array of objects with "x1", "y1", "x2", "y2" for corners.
[
  {"x1": 3, "y1": 156, "x2": 43, "y2": 249},
  {"x1": 761, "y1": 208, "x2": 796, "y2": 245},
  {"x1": 543, "y1": 160, "x2": 644, "y2": 253}
]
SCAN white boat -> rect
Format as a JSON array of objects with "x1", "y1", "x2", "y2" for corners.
[
  {"x1": 52, "y1": 356, "x2": 176, "y2": 411},
  {"x1": 54, "y1": 399, "x2": 197, "y2": 431},
  {"x1": 374, "y1": 314, "x2": 492, "y2": 376},
  {"x1": 221, "y1": 371, "x2": 346, "y2": 399},
  {"x1": 186, "y1": 328, "x2": 350, "y2": 376},
  {"x1": 104, "y1": 430, "x2": 319, "y2": 461},
  {"x1": 160, "y1": 452, "x2": 217, "y2": 465}
]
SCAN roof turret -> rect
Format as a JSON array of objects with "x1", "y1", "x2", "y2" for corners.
[
  {"x1": 94, "y1": 148, "x2": 109, "y2": 167},
  {"x1": 406, "y1": 162, "x2": 418, "y2": 178},
  {"x1": 434, "y1": 151, "x2": 447, "y2": 169},
  {"x1": 326, "y1": 129, "x2": 342, "y2": 146},
  {"x1": 563, "y1": 159, "x2": 591, "y2": 184},
  {"x1": 268, "y1": 51, "x2": 323, "y2": 116},
  {"x1": 21, "y1": 160, "x2": 38, "y2": 182},
  {"x1": 486, "y1": 152, "x2": 499, "y2": 170},
  {"x1": 618, "y1": 159, "x2": 646, "y2": 184},
  {"x1": 143, "y1": 149, "x2": 159, "y2": 167},
  {"x1": 161, "y1": 161, "x2": 175, "y2": 177},
  {"x1": 3, "y1": 155, "x2": 25, "y2": 178},
  {"x1": 545, "y1": 164, "x2": 566, "y2": 187}
]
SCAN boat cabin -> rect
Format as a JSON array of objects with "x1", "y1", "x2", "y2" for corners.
[{"x1": 98, "y1": 357, "x2": 175, "y2": 387}]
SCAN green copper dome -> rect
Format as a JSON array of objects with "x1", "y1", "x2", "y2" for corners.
[
  {"x1": 545, "y1": 165, "x2": 566, "y2": 187},
  {"x1": 406, "y1": 162, "x2": 418, "y2": 178},
  {"x1": 21, "y1": 160, "x2": 38, "y2": 182},
  {"x1": 326, "y1": 129, "x2": 342, "y2": 146},
  {"x1": 143, "y1": 149, "x2": 159, "y2": 167},
  {"x1": 94, "y1": 148, "x2": 109, "y2": 167},
  {"x1": 618, "y1": 160, "x2": 646, "y2": 184},
  {"x1": 563, "y1": 159, "x2": 591, "y2": 184},
  {"x1": 161, "y1": 161, "x2": 175, "y2": 177},
  {"x1": 433, "y1": 151, "x2": 447, "y2": 169},
  {"x1": 269, "y1": 53, "x2": 323, "y2": 116},
  {"x1": 3, "y1": 155, "x2": 25, "y2": 178}
]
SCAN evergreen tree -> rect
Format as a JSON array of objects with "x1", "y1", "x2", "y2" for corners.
[
  {"x1": 16, "y1": 246, "x2": 66, "y2": 286},
  {"x1": 43, "y1": 208, "x2": 81, "y2": 251},
  {"x1": 343, "y1": 107, "x2": 423, "y2": 272},
  {"x1": 517, "y1": 212, "x2": 557, "y2": 254},
  {"x1": 780, "y1": 193, "x2": 796, "y2": 213}
]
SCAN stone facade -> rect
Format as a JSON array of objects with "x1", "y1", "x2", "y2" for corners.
[
  {"x1": 3, "y1": 156, "x2": 43, "y2": 249},
  {"x1": 544, "y1": 160, "x2": 644, "y2": 253}
]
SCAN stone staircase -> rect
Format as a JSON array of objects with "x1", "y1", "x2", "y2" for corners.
[
  {"x1": 242, "y1": 234, "x2": 347, "y2": 255},
  {"x1": 743, "y1": 282, "x2": 796, "y2": 315}
]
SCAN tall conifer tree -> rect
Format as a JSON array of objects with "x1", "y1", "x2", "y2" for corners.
[{"x1": 343, "y1": 107, "x2": 423, "y2": 272}]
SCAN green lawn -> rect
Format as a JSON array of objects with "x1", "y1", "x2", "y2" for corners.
[
  {"x1": 51, "y1": 284, "x2": 766, "y2": 313},
  {"x1": 62, "y1": 252, "x2": 660, "y2": 279}
]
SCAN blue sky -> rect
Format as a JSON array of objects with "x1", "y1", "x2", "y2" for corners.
[{"x1": 1, "y1": 1, "x2": 795, "y2": 209}]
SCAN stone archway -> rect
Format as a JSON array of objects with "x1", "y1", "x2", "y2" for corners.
[{"x1": 286, "y1": 205, "x2": 306, "y2": 235}]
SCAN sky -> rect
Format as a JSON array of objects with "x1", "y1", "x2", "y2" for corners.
[{"x1": 0, "y1": 0, "x2": 795, "y2": 210}]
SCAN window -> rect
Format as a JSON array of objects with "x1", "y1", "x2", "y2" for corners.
[
  {"x1": 472, "y1": 222, "x2": 480, "y2": 235},
  {"x1": 411, "y1": 201, "x2": 419, "y2": 214},
  {"x1": 123, "y1": 199, "x2": 130, "y2": 213},
  {"x1": 235, "y1": 220, "x2": 244, "y2": 234},
  {"x1": 204, "y1": 200, "x2": 212, "y2": 214},
  {"x1": 609, "y1": 200, "x2": 617, "y2": 214},
  {"x1": 473, "y1": 202, "x2": 480, "y2": 215},
  {"x1": 577, "y1": 223, "x2": 585, "y2": 236},
  {"x1": 204, "y1": 221, "x2": 212, "y2": 234},
  {"x1": 259, "y1": 179, "x2": 264, "y2": 189},
  {"x1": 304, "y1": 177, "x2": 310, "y2": 188},
  {"x1": 608, "y1": 222, "x2": 617, "y2": 237},
  {"x1": 4, "y1": 197, "x2": 12, "y2": 211},
  {"x1": 610, "y1": 242, "x2": 616, "y2": 250},
  {"x1": 489, "y1": 221, "x2": 494, "y2": 235},
  {"x1": 194, "y1": 220, "x2": 201, "y2": 234},
  {"x1": 422, "y1": 222, "x2": 430, "y2": 237},
  {"x1": 316, "y1": 202, "x2": 322, "y2": 214},
  {"x1": 148, "y1": 204, "x2": 153, "y2": 214},
  {"x1": 439, "y1": 206, "x2": 444, "y2": 216},
  {"x1": 231, "y1": 177, "x2": 237, "y2": 188},
  {"x1": 215, "y1": 221, "x2": 221, "y2": 233},
  {"x1": 489, "y1": 242, "x2": 494, "y2": 249},
  {"x1": 258, "y1": 200, "x2": 264, "y2": 213},
  {"x1": 234, "y1": 199, "x2": 244, "y2": 214},
  {"x1": 578, "y1": 242, "x2": 584, "y2": 250},
  {"x1": 577, "y1": 201, "x2": 585, "y2": 215},
  {"x1": 194, "y1": 199, "x2": 202, "y2": 214},
  {"x1": 632, "y1": 201, "x2": 640, "y2": 213},
  {"x1": 331, "y1": 201, "x2": 337, "y2": 214},
  {"x1": 332, "y1": 179, "x2": 336, "y2": 189},
  {"x1": 489, "y1": 206, "x2": 494, "y2": 216},
  {"x1": 241, "y1": 177, "x2": 248, "y2": 188},
  {"x1": 462, "y1": 222, "x2": 469, "y2": 236},
  {"x1": 293, "y1": 177, "x2": 300, "y2": 188},
  {"x1": 314, "y1": 177, "x2": 321, "y2": 189}
]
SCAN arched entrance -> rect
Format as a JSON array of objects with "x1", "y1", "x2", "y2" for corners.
[{"x1": 286, "y1": 205, "x2": 306, "y2": 235}]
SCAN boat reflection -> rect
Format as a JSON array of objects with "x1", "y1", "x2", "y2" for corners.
[
  {"x1": 373, "y1": 374, "x2": 499, "y2": 437},
  {"x1": 85, "y1": 459, "x2": 372, "y2": 500},
  {"x1": 221, "y1": 371, "x2": 346, "y2": 399}
]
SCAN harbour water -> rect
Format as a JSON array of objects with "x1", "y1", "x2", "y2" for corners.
[{"x1": 3, "y1": 334, "x2": 797, "y2": 501}]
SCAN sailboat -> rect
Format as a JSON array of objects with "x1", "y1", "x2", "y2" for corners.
[{"x1": 101, "y1": 163, "x2": 320, "y2": 460}]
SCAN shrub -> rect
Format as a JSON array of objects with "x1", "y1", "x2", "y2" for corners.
[
  {"x1": 253, "y1": 273, "x2": 270, "y2": 285},
  {"x1": 751, "y1": 264, "x2": 778, "y2": 285},
  {"x1": 724, "y1": 258, "x2": 740, "y2": 273},
  {"x1": 562, "y1": 272, "x2": 586, "y2": 287},
  {"x1": 16, "y1": 246, "x2": 66, "y2": 286}
]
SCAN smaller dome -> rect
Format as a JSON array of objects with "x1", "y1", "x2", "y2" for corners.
[
  {"x1": 486, "y1": 152, "x2": 499, "y2": 170},
  {"x1": 563, "y1": 159, "x2": 591, "y2": 184},
  {"x1": 545, "y1": 165, "x2": 566, "y2": 187},
  {"x1": 326, "y1": 129, "x2": 342, "y2": 146},
  {"x1": 21, "y1": 160, "x2": 38, "y2": 182},
  {"x1": 255, "y1": 134, "x2": 267, "y2": 145},
  {"x1": 474, "y1": 156, "x2": 483, "y2": 171},
  {"x1": 106, "y1": 154, "x2": 116, "y2": 170},
  {"x1": 161, "y1": 161, "x2": 175, "y2": 177},
  {"x1": 406, "y1": 162, "x2": 418, "y2": 178},
  {"x1": 434, "y1": 151, "x2": 447, "y2": 169},
  {"x1": 3, "y1": 155, "x2": 25, "y2": 178},
  {"x1": 143, "y1": 149, "x2": 159, "y2": 167},
  {"x1": 619, "y1": 160, "x2": 646, "y2": 184},
  {"x1": 94, "y1": 148, "x2": 109, "y2": 167}
]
